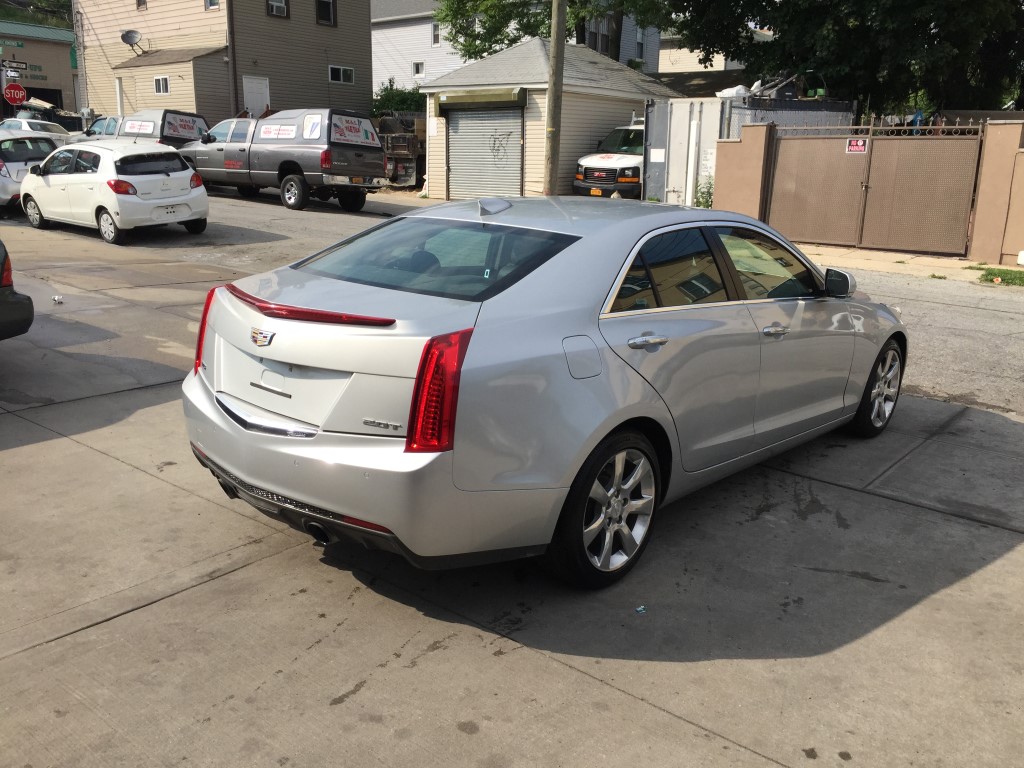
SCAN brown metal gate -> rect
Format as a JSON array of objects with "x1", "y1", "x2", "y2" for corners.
[{"x1": 766, "y1": 124, "x2": 984, "y2": 255}]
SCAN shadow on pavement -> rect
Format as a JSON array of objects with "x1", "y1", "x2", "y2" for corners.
[{"x1": 318, "y1": 400, "x2": 1023, "y2": 663}]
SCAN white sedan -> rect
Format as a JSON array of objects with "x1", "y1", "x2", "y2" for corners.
[
  {"x1": 20, "y1": 140, "x2": 208, "y2": 244},
  {"x1": 0, "y1": 118, "x2": 73, "y2": 146}
]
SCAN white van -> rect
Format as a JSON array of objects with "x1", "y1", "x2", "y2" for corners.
[{"x1": 573, "y1": 119, "x2": 644, "y2": 199}]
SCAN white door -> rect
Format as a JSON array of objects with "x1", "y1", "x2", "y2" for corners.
[{"x1": 242, "y1": 76, "x2": 270, "y2": 118}]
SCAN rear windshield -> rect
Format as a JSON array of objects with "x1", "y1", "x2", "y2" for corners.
[
  {"x1": 115, "y1": 153, "x2": 190, "y2": 175},
  {"x1": 597, "y1": 128, "x2": 644, "y2": 155},
  {"x1": 31, "y1": 121, "x2": 69, "y2": 135},
  {"x1": 295, "y1": 217, "x2": 579, "y2": 301},
  {"x1": 0, "y1": 137, "x2": 56, "y2": 163}
]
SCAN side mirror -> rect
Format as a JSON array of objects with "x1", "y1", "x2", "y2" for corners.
[
  {"x1": 84, "y1": 129, "x2": 95, "y2": 136},
  {"x1": 29, "y1": 165, "x2": 42, "y2": 176},
  {"x1": 824, "y1": 268, "x2": 856, "y2": 297},
  {"x1": 201, "y1": 132, "x2": 215, "y2": 144}
]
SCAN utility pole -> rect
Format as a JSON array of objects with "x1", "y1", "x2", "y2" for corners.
[{"x1": 542, "y1": 0, "x2": 567, "y2": 196}]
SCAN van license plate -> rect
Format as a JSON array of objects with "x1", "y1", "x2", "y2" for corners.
[
  {"x1": 589, "y1": 188, "x2": 602, "y2": 196},
  {"x1": 350, "y1": 177, "x2": 364, "y2": 184}
]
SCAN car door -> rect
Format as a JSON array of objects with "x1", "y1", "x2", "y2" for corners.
[
  {"x1": 709, "y1": 226, "x2": 856, "y2": 447},
  {"x1": 66, "y1": 149, "x2": 103, "y2": 224},
  {"x1": 222, "y1": 119, "x2": 254, "y2": 185},
  {"x1": 598, "y1": 226, "x2": 762, "y2": 472},
  {"x1": 31, "y1": 147, "x2": 76, "y2": 220},
  {"x1": 193, "y1": 120, "x2": 232, "y2": 182}
]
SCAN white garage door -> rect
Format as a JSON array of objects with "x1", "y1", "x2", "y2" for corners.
[{"x1": 447, "y1": 109, "x2": 523, "y2": 199}]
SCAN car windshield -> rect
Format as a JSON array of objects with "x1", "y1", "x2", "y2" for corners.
[
  {"x1": 115, "y1": 153, "x2": 189, "y2": 175},
  {"x1": 295, "y1": 217, "x2": 579, "y2": 301},
  {"x1": 0, "y1": 137, "x2": 56, "y2": 163},
  {"x1": 596, "y1": 128, "x2": 644, "y2": 155}
]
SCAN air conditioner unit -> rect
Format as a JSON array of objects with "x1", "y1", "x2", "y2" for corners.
[{"x1": 267, "y1": 2, "x2": 287, "y2": 16}]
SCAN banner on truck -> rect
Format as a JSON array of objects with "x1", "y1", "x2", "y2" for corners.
[{"x1": 330, "y1": 115, "x2": 380, "y2": 147}]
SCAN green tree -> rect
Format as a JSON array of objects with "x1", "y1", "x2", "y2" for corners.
[{"x1": 372, "y1": 78, "x2": 426, "y2": 116}]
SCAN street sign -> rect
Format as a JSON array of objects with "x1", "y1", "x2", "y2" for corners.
[
  {"x1": 3, "y1": 82, "x2": 27, "y2": 106},
  {"x1": 2, "y1": 60, "x2": 27, "y2": 70}
]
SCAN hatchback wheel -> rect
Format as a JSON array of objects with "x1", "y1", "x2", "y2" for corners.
[
  {"x1": 97, "y1": 208, "x2": 125, "y2": 245},
  {"x1": 183, "y1": 218, "x2": 207, "y2": 234},
  {"x1": 849, "y1": 338, "x2": 903, "y2": 437},
  {"x1": 546, "y1": 431, "x2": 660, "y2": 588},
  {"x1": 280, "y1": 174, "x2": 310, "y2": 210},
  {"x1": 24, "y1": 197, "x2": 48, "y2": 229}
]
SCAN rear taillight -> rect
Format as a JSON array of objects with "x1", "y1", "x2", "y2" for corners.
[
  {"x1": 320, "y1": 149, "x2": 332, "y2": 171},
  {"x1": 406, "y1": 329, "x2": 473, "y2": 453},
  {"x1": 107, "y1": 179, "x2": 138, "y2": 195},
  {"x1": 194, "y1": 286, "x2": 220, "y2": 375},
  {"x1": 0, "y1": 160, "x2": 8, "y2": 179},
  {"x1": 190, "y1": 172, "x2": 203, "y2": 189},
  {"x1": 224, "y1": 283, "x2": 395, "y2": 326},
  {"x1": 1, "y1": 257, "x2": 13, "y2": 288}
]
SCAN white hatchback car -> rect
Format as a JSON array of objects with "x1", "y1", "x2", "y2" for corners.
[
  {"x1": 0, "y1": 131, "x2": 57, "y2": 207},
  {"x1": 20, "y1": 140, "x2": 209, "y2": 244}
]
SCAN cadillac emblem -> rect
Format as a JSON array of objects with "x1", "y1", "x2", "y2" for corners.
[{"x1": 250, "y1": 328, "x2": 275, "y2": 347}]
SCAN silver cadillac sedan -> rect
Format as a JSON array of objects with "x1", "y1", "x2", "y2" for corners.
[{"x1": 182, "y1": 198, "x2": 907, "y2": 587}]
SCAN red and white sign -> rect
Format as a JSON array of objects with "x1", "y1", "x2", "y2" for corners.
[
  {"x1": 3, "y1": 83, "x2": 27, "y2": 106},
  {"x1": 330, "y1": 115, "x2": 380, "y2": 148},
  {"x1": 846, "y1": 138, "x2": 868, "y2": 154}
]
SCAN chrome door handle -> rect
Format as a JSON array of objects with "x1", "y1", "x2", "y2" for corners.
[
  {"x1": 762, "y1": 325, "x2": 791, "y2": 337},
  {"x1": 627, "y1": 335, "x2": 669, "y2": 349}
]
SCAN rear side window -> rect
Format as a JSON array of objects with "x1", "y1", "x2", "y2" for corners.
[
  {"x1": 115, "y1": 153, "x2": 189, "y2": 175},
  {"x1": 0, "y1": 137, "x2": 56, "y2": 163},
  {"x1": 611, "y1": 229, "x2": 726, "y2": 312},
  {"x1": 295, "y1": 217, "x2": 579, "y2": 301}
]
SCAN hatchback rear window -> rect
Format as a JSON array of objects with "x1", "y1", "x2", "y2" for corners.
[
  {"x1": 115, "y1": 153, "x2": 189, "y2": 175},
  {"x1": 295, "y1": 217, "x2": 579, "y2": 301},
  {"x1": 0, "y1": 137, "x2": 56, "y2": 163}
]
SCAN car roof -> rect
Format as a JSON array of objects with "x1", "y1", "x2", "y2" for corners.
[
  {"x1": 58, "y1": 139, "x2": 186, "y2": 157},
  {"x1": 0, "y1": 129, "x2": 47, "y2": 139},
  {"x1": 406, "y1": 197, "x2": 766, "y2": 238}
]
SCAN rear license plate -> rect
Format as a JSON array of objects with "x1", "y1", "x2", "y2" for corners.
[
  {"x1": 350, "y1": 177, "x2": 364, "y2": 184},
  {"x1": 589, "y1": 188, "x2": 602, "y2": 196}
]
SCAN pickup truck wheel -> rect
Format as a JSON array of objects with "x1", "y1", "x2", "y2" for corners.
[
  {"x1": 339, "y1": 190, "x2": 367, "y2": 212},
  {"x1": 280, "y1": 174, "x2": 310, "y2": 210},
  {"x1": 237, "y1": 185, "x2": 261, "y2": 198},
  {"x1": 183, "y1": 218, "x2": 207, "y2": 234}
]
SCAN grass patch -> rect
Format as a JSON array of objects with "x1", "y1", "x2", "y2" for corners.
[
  {"x1": 979, "y1": 268, "x2": 1024, "y2": 286},
  {"x1": 929, "y1": 273, "x2": 948, "y2": 280},
  {"x1": 963, "y1": 263, "x2": 987, "y2": 271}
]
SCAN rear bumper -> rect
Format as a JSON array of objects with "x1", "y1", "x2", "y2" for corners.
[
  {"x1": 321, "y1": 174, "x2": 389, "y2": 190},
  {"x1": 115, "y1": 192, "x2": 209, "y2": 229},
  {"x1": 573, "y1": 180, "x2": 642, "y2": 199},
  {"x1": 0, "y1": 289, "x2": 33, "y2": 340},
  {"x1": 181, "y1": 372, "x2": 561, "y2": 568}
]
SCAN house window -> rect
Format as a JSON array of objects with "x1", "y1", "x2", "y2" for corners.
[
  {"x1": 431, "y1": 22, "x2": 441, "y2": 47},
  {"x1": 316, "y1": 0, "x2": 336, "y2": 25},
  {"x1": 413, "y1": 62, "x2": 424, "y2": 78},
  {"x1": 267, "y1": 0, "x2": 288, "y2": 18},
  {"x1": 328, "y1": 66, "x2": 354, "y2": 85},
  {"x1": 636, "y1": 29, "x2": 644, "y2": 60},
  {"x1": 205, "y1": 0, "x2": 220, "y2": 9},
  {"x1": 136, "y1": 0, "x2": 147, "y2": 9},
  {"x1": 154, "y1": 76, "x2": 169, "y2": 94}
]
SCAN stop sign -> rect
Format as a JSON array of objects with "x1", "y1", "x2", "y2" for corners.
[{"x1": 4, "y1": 83, "x2": 27, "y2": 106}]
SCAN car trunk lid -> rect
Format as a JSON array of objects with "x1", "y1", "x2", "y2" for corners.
[{"x1": 115, "y1": 152, "x2": 194, "y2": 201}]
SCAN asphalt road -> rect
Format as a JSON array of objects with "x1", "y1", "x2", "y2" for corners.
[{"x1": 1, "y1": 190, "x2": 1022, "y2": 767}]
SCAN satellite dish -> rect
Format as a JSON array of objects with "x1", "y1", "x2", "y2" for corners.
[{"x1": 121, "y1": 30, "x2": 142, "y2": 45}]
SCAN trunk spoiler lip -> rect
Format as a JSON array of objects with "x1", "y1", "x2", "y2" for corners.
[{"x1": 224, "y1": 283, "x2": 397, "y2": 327}]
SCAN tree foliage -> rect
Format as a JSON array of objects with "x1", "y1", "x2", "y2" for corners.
[
  {"x1": 372, "y1": 78, "x2": 426, "y2": 116},
  {"x1": 434, "y1": 0, "x2": 1024, "y2": 112}
]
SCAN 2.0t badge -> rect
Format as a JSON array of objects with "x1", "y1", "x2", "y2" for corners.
[{"x1": 250, "y1": 328, "x2": 275, "y2": 347}]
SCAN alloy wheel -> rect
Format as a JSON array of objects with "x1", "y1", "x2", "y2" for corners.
[
  {"x1": 869, "y1": 348, "x2": 901, "y2": 428},
  {"x1": 582, "y1": 448, "x2": 656, "y2": 572}
]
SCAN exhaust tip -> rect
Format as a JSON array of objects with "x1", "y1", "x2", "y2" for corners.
[
  {"x1": 303, "y1": 520, "x2": 333, "y2": 546},
  {"x1": 217, "y1": 479, "x2": 239, "y2": 500}
]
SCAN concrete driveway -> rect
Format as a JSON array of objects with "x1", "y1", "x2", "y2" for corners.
[{"x1": 1, "y1": 193, "x2": 1022, "y2": 767}]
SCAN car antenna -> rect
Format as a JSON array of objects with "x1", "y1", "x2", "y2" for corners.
[{"x1": 478, "y1": 198, "x2": 511, "y2": 216}]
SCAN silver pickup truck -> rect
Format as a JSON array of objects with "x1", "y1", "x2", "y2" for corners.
[{"x1": 179, "y1": 108, "x2": 388, "y2": 212}]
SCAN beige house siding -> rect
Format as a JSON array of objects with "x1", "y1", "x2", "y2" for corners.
[
  {"x1": 231, "y1": 0, "x2": 373, "y2": 114},
  {"x1": 559, "y1": 92, "x2": 643, "y2": 195},
  {"x1": 193, "y1": 54, "x2": 233, "y2": 124},
  {"x1": 522, "y1": 90, "x2": 546, "y2": 196},
  {"x1": 424, "y1": 95, "x2": 447, "y2": 199},
  {"x1": 117, "y1": 61, "x2": 198, "y2": 113}
]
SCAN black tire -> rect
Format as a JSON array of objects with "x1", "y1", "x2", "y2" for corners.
[
  {"x1": 848, "y1": 338, "x2": 904, "y2": 438},
  {"x1": 184, "y1": 218, "x2": 207, "y2": 234},
  {"x1": 545, "y1": 431, "x2": 660, "y2": 589},
  {"x1": 338, "y1": 190, "x2": 367, "y2": 212},
  {"x1": 280, "y1": 174, "x2": 310, "y2": 210},
  {"x1": 97, "y1": 208, "x2": 126, "y2": 245},
  {"x1": 237, "y1": 185, "x2": 261, "y2": 198},
  {"x1": 23, "y1": 197, "x2": 48, "y2": 229}
]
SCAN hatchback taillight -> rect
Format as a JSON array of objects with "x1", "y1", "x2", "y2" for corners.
[
  {"x1": 107, "y1": 179, "x2": 138, "y2": 195},
  {"x1": 1, "y1": 256, "x2": 13, "y2": 288},
  {"x1": 190, "y1": 172, "x2": 204, "y2": 189},
  {"x1": 406, "y1": 329, "x2": 473, "y2": 453},
  {"x1": 194, "y1": 286, "x2": 220, "y2": 375},
  {"x1": 320, "y1": 149, "x2": 332, "y2": 171}
]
